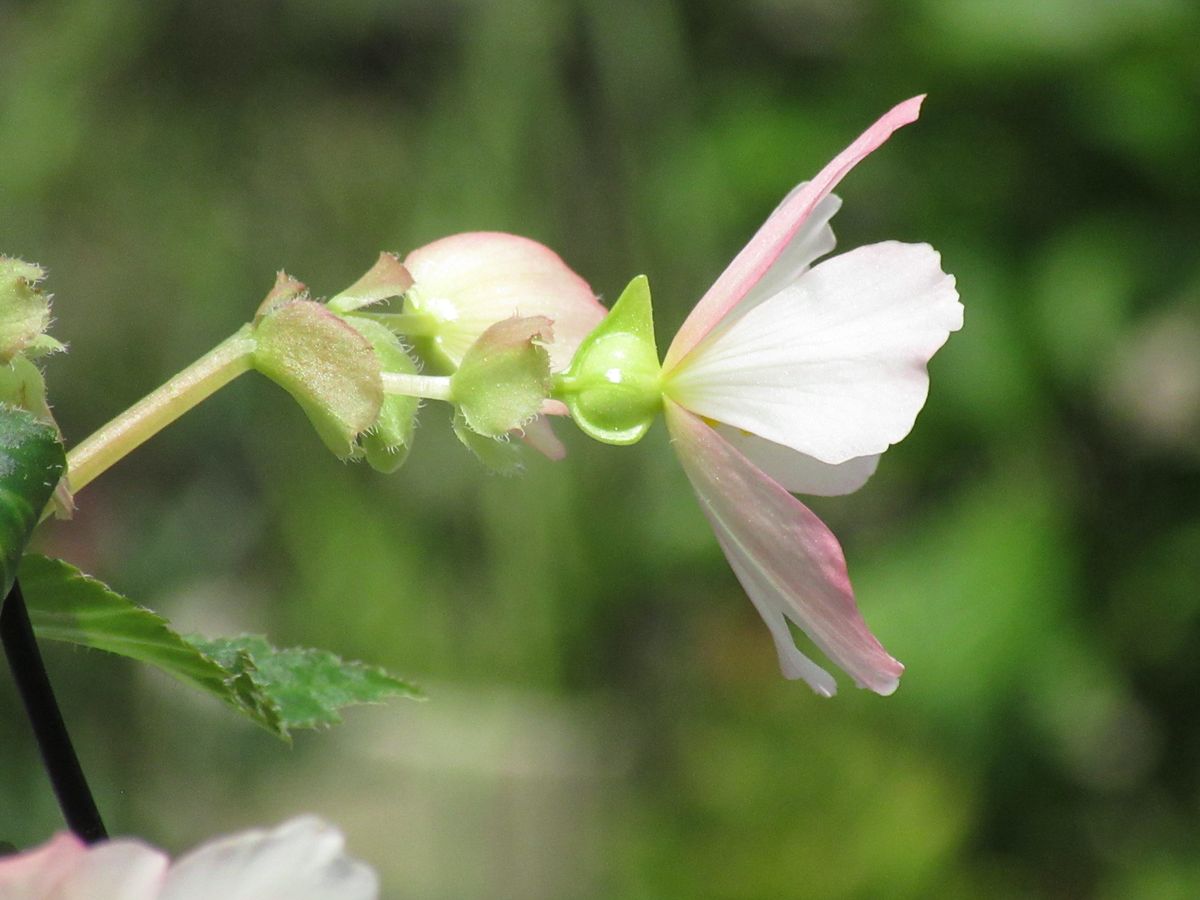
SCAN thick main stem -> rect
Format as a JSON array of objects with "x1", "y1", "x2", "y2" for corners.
[
  {"x1": 2, "y1": 580, "x2": 107, "y2": 843},
  {"x1": 66, "y1": 328, "x2": 256, "y2": 493}
]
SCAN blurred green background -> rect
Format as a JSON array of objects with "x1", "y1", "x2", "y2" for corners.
[{"x1": 3, "y1": 0, "x2": 1200, "y2": 896}]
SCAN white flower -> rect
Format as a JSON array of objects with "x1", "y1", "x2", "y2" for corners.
[
  {"x1": 0, "y1": 817, "x2": 377, "y2": 900},
  {"x1": 660, "y1": 96, "x2": 963, "y2": 696}
]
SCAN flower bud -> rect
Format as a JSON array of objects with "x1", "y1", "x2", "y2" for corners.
[
  {"x1": 1, "y1": 257, "x2": 64, "y2": 362},
  {"x1": 401, "y1": 232, "x2": 605, "y2": 373}
]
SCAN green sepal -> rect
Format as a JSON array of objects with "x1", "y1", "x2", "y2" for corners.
[
  {"x1": 345, "y1": 316, "x2": 420, "y2": 473},
  {"x1": 451, "y1": 316, "x2": 553, "y2": 438},
  {"x1": 21, "y1": 334, "x2": 66, "y2": 359},
  {"x1": 0, "y1": 409, "x2": 65, "y2": 599},
  {"x1": 452, "y1": 408, "x2": 524, "y2": 475},
  {"x1": 252, "y1": 300, "x2": 384, "y2": 458},
  {"x1": 557, "y1": 275, "x2": 662, "y2": 445},
  {"x1": 328, "y1": 253, "x2": 414, "y2": 314},
  {"x1": 253, "y1": 271, "x2": 308, "y2": 322},
  {"x1": 0, "y1": 258, "x2": 53, "y2": 364},
  {"x1": 0, "y1": 356, "x2": 56, "y2": 428},
  {"x1": 20, "y1": 555, "x2": 421, "y2": 741}
]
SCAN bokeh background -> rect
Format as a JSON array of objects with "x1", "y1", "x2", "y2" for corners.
[{"x1": 3, "y1": 0, "x2": 1200, "y2": 896}]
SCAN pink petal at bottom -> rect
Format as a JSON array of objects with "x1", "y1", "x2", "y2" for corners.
[{"x1": 665, "y1": 399, "x2": 902, "y2": 696}]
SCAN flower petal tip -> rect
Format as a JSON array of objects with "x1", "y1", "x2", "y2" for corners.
[{"x1": 899, "y1": 94, "x2": 926, "y2": 118}]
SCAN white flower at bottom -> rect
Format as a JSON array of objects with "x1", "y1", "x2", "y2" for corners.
[{"x1": 0, "y1": 817, "x2": 377, "y2": 900}]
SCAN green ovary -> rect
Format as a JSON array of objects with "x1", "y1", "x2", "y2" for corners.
[{"x1": 557, "y1": 330, "x2": 662, "y2": 445}]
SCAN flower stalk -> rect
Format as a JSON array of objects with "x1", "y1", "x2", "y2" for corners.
[
  {"x1": 65, "y1": 327, "x2": 256, "y2": 494},
  {"x1": 381, "y1": 371, "x2": 454, "y2": 401}
]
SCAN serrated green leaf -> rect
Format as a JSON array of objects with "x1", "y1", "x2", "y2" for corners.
[
  {"x1": 19, "y1": 554, "x2": 286, "y2": 735},
  {"x1": 20, "y1": 555, "x2": 420, "y2": 739},
  {"x1": 0, "y1": 408, "x2": 64, "y2": 598},
  {"x1": 189, "y1": 634, "x2": 423, "y2": 731}
]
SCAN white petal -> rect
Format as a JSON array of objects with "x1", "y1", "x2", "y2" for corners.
[
  {"x1": 715, "y1": 424, "x2": 880, "y2": 496},
  {"x1": 664, "y1": 96, "x2": 925, "y2": 370},
  {"x1": 160, "y1": 818, "x2": 377, "y2": 900},
  {"x1": 666, "y1": 241, "x2": 962, "y2": 464},
  {"x1": 50, "y1": 842, "x2": 167, "y2": 900},
  {"x1": 665, "y1": 399, "x2": 903, "y2": 696},
  {"x1": 728, "y1": 190, "x2": 840, "y2": 321}
]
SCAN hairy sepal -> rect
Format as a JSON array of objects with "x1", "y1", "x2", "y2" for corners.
[
  {"x1": 345, "y1": 316, "x2": 420, "y2": 473},
  {"x1": 252, "y1": 300, "x2": 383, "y2": 458},
  {"x1": 452, "y1": 316, "x2": 553, "y2": 438}
]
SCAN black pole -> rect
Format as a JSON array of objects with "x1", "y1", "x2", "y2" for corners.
[{"x1": 1, "y1": 579, "x2": 107, "y2": 843}]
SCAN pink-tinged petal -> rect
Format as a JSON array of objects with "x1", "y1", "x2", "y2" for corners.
[
  {"x1": 715, "y1": 425, "x2": 881, "y2": 496},
  {"x1": 160, "y1": 817, "x2": 377, "y2": 900},
  {"x1": 665, "y1": 399, "x2": 902, "y2": 695},
  {"x1": 723, "y1": 190, "x2": 841, "y2": 324},
  {"x1": 0, "y1": 833, "x2": 87, "y2": 899},
  {"x1": 49, "y1": 841, "x2": 168, "y2": 900},
  {"x1": 666, "y1": 241, "x2": 962, "y2": 464},
  {"x1": 664, "y1": 96, "x2": 925, "y2": 371},
  {"x1": 0, "y1": 835, "x2": 168, "y2": 900},
  {"x1": 519, "y1": 415, "x2": 567, "y2": 461},
  {"x1": 404, "y1": 232, "x2": 606, "y2": 371}
]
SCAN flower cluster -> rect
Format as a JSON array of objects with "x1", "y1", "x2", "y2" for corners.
[
  {"x1": 0, "y1": 95, "x2": 961, "y2": 898},
  {"x1": 251, "y1": 96, "x2": 960, "y2": 697}
]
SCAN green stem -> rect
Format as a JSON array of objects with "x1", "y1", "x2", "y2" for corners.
[
  {"x1": 65, "y1": 326, "x2": 257, "y2": 493},
  {"x1": 382, "y1": 372, "x2": 454, "y2": 402}
]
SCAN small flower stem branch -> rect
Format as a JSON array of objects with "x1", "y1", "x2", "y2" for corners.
[
  {"x1": 382, "y1": 372, "x2": 454, "y2": 402},
  {"x1": 1, "y1": 579, "x2": 108, "y2": 843},
  {"x1": 65, "y1": 327, "x2": 257, "y2": 494}
]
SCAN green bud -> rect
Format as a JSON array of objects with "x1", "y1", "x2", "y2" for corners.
[
  {"x1": 0, "y1": 257, "x2": 56, "y2": 363},
  {"x1": 451, "y1": 316, "x2": 553, "y2": 438},
  {"x1": 557, "y1": 275, "x2": 662, "y2": 445},
  {"x1": 345, "y1": 316, "x2": 420, "y2": 473},
  {"x1": 252, "y1": 300, "x2": 383, "y2": 458}
]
